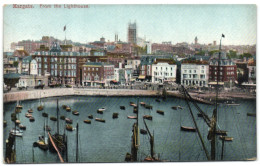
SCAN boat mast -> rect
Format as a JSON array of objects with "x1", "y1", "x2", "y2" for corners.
[
  {"x1": 143, "y1": 118, "x2": 154, "y2": 159},
  {"x1": 211, "y1": 34, "x2": 224, "y2": 160},
  {"x1": 57, "y1": 99, "x2": 59, "y2": 135},
  {"x1": 76, "y1": 123, "x2": 79, "y2": 162}
]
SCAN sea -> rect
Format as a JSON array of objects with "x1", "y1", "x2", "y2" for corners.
[{"x1": 3, "y1": 96, "x2": 256, "y2": 163}]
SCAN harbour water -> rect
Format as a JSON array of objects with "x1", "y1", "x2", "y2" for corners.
[{"x1": 3, "y1": 96, "x2": 256, "y2": 163}]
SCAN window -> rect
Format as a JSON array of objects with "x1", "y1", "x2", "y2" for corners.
[
  {"x1": 184, "y1": 70, "x2": 187, "y2": 73},
  {"x1": 194, "y1": 70, "x2": 196, "y2": 73},
  {"x1": 156, "y1": 67, "x2": 157, "y2": 70},
  {"x1": 189, "y1": 70, "x2": 192, "y2": 73},
  {"x1": 201, "y1": 70, "x2": 204, "y2": 73}
]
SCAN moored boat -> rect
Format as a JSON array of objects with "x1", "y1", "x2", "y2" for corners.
[
  {"x1": 219, "y1": 136, "x2": 233, "y2": 141},
  {"x1": 216, "y1": 130, "x2": 227, "y2": 136},
  {"x1": 62, "y1": 105, "x2": 67, "y2": 109},
  {"x1": 172, "y1": 106, "x2": 178, "y2": 110},
  {"x1": 247, "y1": 113, "x2": 256, "y2": 117},
  {"x1": 72, "y1": 110, "x2": 79, "y2": 115},
  {"x1": 177, "y1": 106, "x2": 183, "y2": 109},
  {"x1": 66, "y1": 106, "x2": 71, "y2": 112},
  {"x1": 180, "y1": 126, "x2": 196, "y2": 132},
  {"x1": 10, "y1": 129, "x2": 23, "y2": 137},
  {"x1": 66, "y1": 124, "x2": 74, "y2": 131},
  {"x1": 113, "y1": 113, "x2": 119, "y2": 119},
  {"x1": 155, "y1": 99, "x2": 160, "y2": 102},
  {"x1": 29, "y1": 117, "x2": 35, "y2": 122},
  {"x1": 127, "y1": 116, "x2": 137, "y2": 119},
  {"x1": 25, "y1": 113, "x2": 32, "y2": 118},
  {"x1": 50, "y1": 116, "x2": 57, "y2": 121},
  {"x1": 140, "y1": 102, "x2": 146, "y2": 106},
  {"x1": 15, "y1": 120, "x2": 21, "y2": 125},
  {"x1": 97, "y1": 110, "x2": 104, "y2": 114},
  {"x1": 19, "y1": 124, "x2": 26, "y2": 130},
  {"x1": 42, "y1": 112, "x2": 48, "y2": 117},
  {"x1": 95, "y1": 118, "x2": 105, "y2": 123},
  {"x1": 37, "y1": 105, "x2": 44, "y2": 111},
  {"x1": 28, "y1": 109, "x2": 33, "y2": 113},
  {"x1": 84, "y1": 120, "x2": 91, "y2": 124},
  {"x1": 120, "y1": 106, "x2": 126, "y2": 110},
  {"x1": 143, "y1": 115, "x2": 152, "y2": 120},
  {"x1": 60, "y1": 115, "x2": 65, "y2": 120},
  {"x1": 145, "y1": 105, "x2": 152, "y2": 109},
  {"x1": 65, "y1": 118, "x2": 73, "y2": 124},
  {"x1": 140, "y1": 129, "x2": 147, "y2": 135},
  {"x1": 98, "y1": 107, "x2": 106, "y2": 111},
  {"x1": 156, "y1": 110, "x2": 164, "y2": 115},
  {"x1": 88, "y1": 115, "x2": 93, "y2": 119}
]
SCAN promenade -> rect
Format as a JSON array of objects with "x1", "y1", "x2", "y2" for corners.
[{"x1": 3, "y1": 87, "x2": 256, "y2": 103}]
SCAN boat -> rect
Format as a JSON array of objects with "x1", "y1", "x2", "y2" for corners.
[
  {"x1": 113, "y1": 113, "x2": 119, "y2": 119},
  {"x1": 140, "y1": 102, "x2": 146, "y2": 106},
  {"x1": 247, "y1": 113, "x2": 256, "y2": 117},
  {"x1": 140, "y1": 129, "x2": 147, "y2": 135},
  {"x1": 60, "y1": 115, "x2": 65, "y2": 120},
  {"x1": 120, "y1": 106, "x2": 126, "y2": 110},
  {"x1": 72, "y1": 110, "x2": 79, "y2": 115},
  {"x1": 133, "y1": 108, "x2": 138, "y2": 114},
  {"x1": 97, "y1": 110, "x2": 104, "y2": 114},
  {"x1": 98, "y1": 107, "x2": 106, "y2": 111},
  {"x1": 180, "y1": 126, "x2": 196, "y2": 132},
  {"x1": 95, "y1": 118, "x2": 105, "y2": 123},
  {"x1": 127, "y1": 116, "x2": 137, "y2": 119},
  {"x1": 10, "y1": 129, "x2": 23, "y2": 137},
  {"x1": 145, "y1": 105, "x2": 152, "y2": 109},
  {"x1": 65, "y1": 118, "x2": 73, "y2": 124},
  {"x1": 177, "y1": 106, "x2": 183, "y2": 109},
  {"x1": 15, "y1": 108, "x2": 21, "y2": 113},
  {"x1": 16, "y1": 100, "x2": 23, "y2": 109},
  {"x1": 50, "y1": 116, "x2": 57, "y2": 121},
  {"x1": 15, "y1": 120, "x2": 21, "y2": 125},
  {"x1": 155, "y1": 99, "x2": 160, "y2": 102},
  {"x1": 130, "y1": 103, "x2": 137, "y2": 107},
  {"x1": 37, "y1": 118, "x2": 49, "y2": 150},
  {"x1": 48, "y1": 99, "x2": 67, "y2": 156},
  {"x1": 66, "y1": 124, "x2": 74, "y2": 131},
  {"x1": 37, "y1": 93, "x2": 44, "y2": 111},
  {"x1": 28, "y1": 109, "x2": 33, "y2": 113},
  {"x1": 172, "y1": 106, "x2": 178, "y2": 110},
  {"x1": 66, "y1": 106, "x2": 71, "y2": 112},
  {"x1": 216, "y1": 130, "x2": 227, "y2": 136},
  {"x1": 4, "y1": 121, "x2": 7, "y2": 128},
  {"x1": 29, "y1": 117, "x2": 35, "y2": 122},
  {"x1": 143, "y1": 115, "x2": 152, "y2": 120},
  {"x1": 42, "y1": 112, "x2": 48, "y2": 117},
  {"x1": 84, "y1": 120, "x2": 91, "y2": 124},
  {"x1": 25, "y1": 113, "x2": 32, "y2": 118},
  {"x1": 129, "y1": 102, "x2": 134, "y2": 106},
  {"x1": 197, "y1": 113, "x2": 203, "y2": 117},
  {"x1": 219, "y1": 136, "x2": 233, "y2": 141},
  {"x1": 62, "y1": 105, "x2": 67, "y2": 109},
  {"x1": 19, "y1": 124, "x2": 26, "y2": 130},
  {"x1": 88, "y1": 115, "x2": 93, "y2": 119},
  {"x1": 156, "y1": 110, "x2": 164, "y2": 115}
]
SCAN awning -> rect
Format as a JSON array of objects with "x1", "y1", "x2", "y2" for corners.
[
  {"x1": 130, "y1": 78, "x2": 136, "y2": 81},
  {"x1": 208, "y1": 82, "x2": 224, "y2": 85},
  {"x1": 138, "y1": 75, "x2": 146, "y2": 79}
]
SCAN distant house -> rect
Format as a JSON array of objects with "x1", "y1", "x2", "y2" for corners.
[
  {"x1": 181, "y1": 59, "x2": 209, "y2": 87},
  {"x1": 151, "y1": 59, "x2": 177, "y2": 83}
]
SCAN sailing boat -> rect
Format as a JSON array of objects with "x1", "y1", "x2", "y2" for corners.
[
  {"x1": 48, "y1": 99, "x2": 67, "y2": 158},
  {"x1": 180, "y1": 34, "x2": 232, "y2": 161},
  {"x1": 37, "y1": 118, "x2": 49, "y2": 150},
  {"x1": 143, "y1": 117, "x2": 160, "y2": 161},
  {"x1": 16, "y1": 100, "x2": 23, "y2": 109},
  {"x1": 37, "y1": 92, "x2": 44, "y2": 111}
]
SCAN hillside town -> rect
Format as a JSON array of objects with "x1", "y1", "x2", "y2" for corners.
[{"x1": 3, "y1": 22, "x2": 256, "y2": 94}]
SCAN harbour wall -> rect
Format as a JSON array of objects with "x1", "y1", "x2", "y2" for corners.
[{"x1": 3, "y1": 88, "x2": 159, "y2": 103}]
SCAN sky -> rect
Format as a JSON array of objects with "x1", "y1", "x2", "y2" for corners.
[{"x1": 3, "y1": 4, "x2": 257, "y2": 51}]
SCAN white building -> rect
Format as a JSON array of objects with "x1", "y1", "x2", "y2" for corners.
[
  {"x1": 146, "y1": 42, "x2": 152, "y2": 54},
  {"x1": 181, "y1": 61, "x2": 209, "y2": 87},
  {"x1": 151, "y1": 59, "x2": 177, "y2": 83}
]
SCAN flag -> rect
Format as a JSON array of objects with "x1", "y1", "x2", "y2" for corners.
[
  {"x1": 222, "y1": 34, "x2": 225, "y2": 38},
  {"x1": 64, "y1": 25, "x2": 66, "y2": 31}
]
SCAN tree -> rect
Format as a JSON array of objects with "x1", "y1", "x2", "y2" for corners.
[
  {"x1": 239, "y1": 53, "x2": 252, "y2": 59},
  {"x1": 227, "y1": 50, "x2": 237, "y2": 59}
]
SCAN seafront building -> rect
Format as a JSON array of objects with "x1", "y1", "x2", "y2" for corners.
[
  {"x1": 151, "y1": 59, "x2": 177, "y2": 83},
  {"x1": 81, "y1": 62, "x2": 114, "y2": 86},
  {"x1": 32, "y1": 42, "x2": 104, "y2": 85},
  {"x1": 209, "y1": 52, "x2": 237, "y2": 85},
  {"x1": 181, "y1": 59, "x2": 209, "y2": 87}
]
